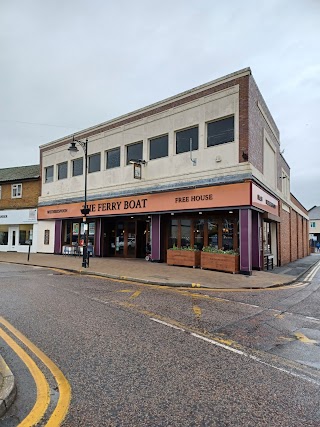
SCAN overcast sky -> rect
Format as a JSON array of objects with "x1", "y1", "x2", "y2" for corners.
[{"x1": 0, "y1": 0, "x2": 319, "y2": 209}]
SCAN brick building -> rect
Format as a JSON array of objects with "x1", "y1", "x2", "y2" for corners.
[
  {"x1": 0, "y1": 165, "x2": 40, "y2": 253},
  {"x1": 37, "y1": 68, "x2": 308, "y2": 273},
  {"x1": 308, "y1": 206, "x2": 320, "y2": 250}
]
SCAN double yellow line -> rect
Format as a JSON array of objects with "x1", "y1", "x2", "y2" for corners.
[{"x1": 0, "y1": 316, "x2": 71, "y2": 426}]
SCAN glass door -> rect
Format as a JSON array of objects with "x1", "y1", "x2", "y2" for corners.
[
  {"x1": 115, "y1": 222, "x2": 124, "y2": 256},
  {"x1": 8, "y1": 226, "x2": 19, "y2": 251},
  {"x1": 127, "y1": 221, "x2": 136, "y2": 258}
]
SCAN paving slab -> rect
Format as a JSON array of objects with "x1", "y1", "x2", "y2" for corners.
[{"x1": 1, "y1": 252, "x2": 319, "y2": 290}]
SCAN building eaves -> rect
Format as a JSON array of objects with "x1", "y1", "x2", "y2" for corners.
[
  {"x1": 40, "y1": 67, "x2": 251, "y2": 151},
  {"x1": 308, "y1": 206, "x2": 320, "y2": 220},
  {"x1": 0, "y1": 164, "x2": 40, "y2": 183}
]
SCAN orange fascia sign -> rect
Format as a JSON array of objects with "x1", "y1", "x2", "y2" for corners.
[
  {"x1": 251, "y1": 182, "x2": 279, "y2": 216},
  {"x1": 38, "y1": 182, "x2": 251, "y2": 220}
]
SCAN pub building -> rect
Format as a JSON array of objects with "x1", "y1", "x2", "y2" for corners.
[{"x1": 37, "y1": 68, "x2": 309, "y2": 274}]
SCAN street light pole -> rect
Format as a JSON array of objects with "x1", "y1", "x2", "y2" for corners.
[{"x1": 68, "y1": 136, "x2": 90, "y2": 268}]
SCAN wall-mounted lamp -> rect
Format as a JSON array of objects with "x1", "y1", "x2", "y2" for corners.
[
  {"x1": 129, "y1": 159, "x2": 147, "y2": 165},
  {"x1": 242, "y1": 151, "x2": 248, "y2": 161}
]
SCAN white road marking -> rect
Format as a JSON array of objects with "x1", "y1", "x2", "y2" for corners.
[
  {"x1": 150, "y1": 318, "x2": 320, "y2": 385},
  {"x1": 150, "y1": 318, "x2": 185, "y2": 331},
  {"x1": 191, "y1": 333, "x2": 245, "y2": 355}
]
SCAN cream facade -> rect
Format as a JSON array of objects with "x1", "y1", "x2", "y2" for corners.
[{"x1": 38, "y1": 68, "x2": 309, "y2": 273}]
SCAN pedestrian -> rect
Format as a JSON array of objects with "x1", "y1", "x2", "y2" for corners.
[{"x1": 316, "y1": 241, "x2": 320, "y2": 253}]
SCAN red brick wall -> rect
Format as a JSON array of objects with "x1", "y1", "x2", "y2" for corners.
[
  {"x1": 279, "y1": 208, "x2": 291, "y2": 265},
  {"x1": 290, "y1": 211, "x2": 298, "y2": 261},
  {"x1": 0, "y1": 180, "x2": 40, "y2": 209},
  {"x1": 248, "y1": 76, "x2": 280, "y2": 174}
]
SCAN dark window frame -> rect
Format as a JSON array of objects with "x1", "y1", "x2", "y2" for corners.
[
  {"x1": 207, "y1": 115, "x2": 234, "y2": 148},
  {"x1": 45, "y1": 165, "x2": 54, "y2": 183},
  {"x1": 149, "y1": 134, "x2": 169, "y2": 160},
  {"x1": 106, "y1": 147, "x2": 121, "y2": 169},
  {"x1": 175, "y1": 126, "x2": 199, "y2": 154},
  {"x1": 88, "y1": 153, "x2": 101, "y2": 173},
  {"x1": 72, "y1": 157, "x2": 83, "y2": 177},
  {"x1": 126, "y1": 141, "x2": 143, "y2": 165},
  {"x1": 57, "y1": 161, "x2": 68, "y2": 180}
]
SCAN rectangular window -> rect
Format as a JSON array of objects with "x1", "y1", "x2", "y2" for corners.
[
  {"x1": 222, "y1": 219, "x2": 234, "y2": 250},
  {"x1": 176, "y1": 127, "x2": 198, "y2": 154},
  {"x1": 311, "y1": 222, "x2": 316, "y2": 228},
  {"x1": 169, "y1": 219, "x2": 178, "y2": 248},
  {"x1": 88, "y1": 153, "x2": 101, "y2": 173},
  {"x1": 44, "y1": 230, "x2": 50, "y2": 245},
  {"x1": 208, "y1": 220, "x2": 219, "y2": 249},
  {"x1": 72, "y1": 158, "x2": 83, "y2": 176},
  {"x1": 58, "y1": 162, "x2": 68, "y2": 180},
  {"x1": 106, "y1": 147, "x2": 120, "y2": 169},
  {"x1": 45, "y1": 166, "x2": 54, "y2": 183},
  {"x1": 127, "y1": 142, "x2": 143, "y2": 165},
  {"x1": 207, "y1": 116, "x2": 234, "y2": 147},
  {"x1": 19, "y1": 224, "x2": 33, "y2": 245},
  {"x1": 12, "y1": 183, "x2": 22, "y2": 198},
  {"x1": 0, "y1": 225, "x2": 8, "y2": 245},
  {"x1": 149, "y1": 135, "x2": 168, "y2": 160}
]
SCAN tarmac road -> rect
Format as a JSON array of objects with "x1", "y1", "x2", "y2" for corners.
[{"x1": 1, "y1": 262, "x2": 320, "y2": 426}]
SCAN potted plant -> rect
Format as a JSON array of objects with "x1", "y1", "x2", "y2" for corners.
[
  {"x1": 167, "y1": 245, "x2": 201, "y2": 268},
  {"x1": 201, "y1": 247, "x2": 240, "y2": 273}
]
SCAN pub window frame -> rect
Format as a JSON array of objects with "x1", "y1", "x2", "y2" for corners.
[
  {"x1": 88, "y1": 153, "x2": 101, "y2": 173},
  {"x1": 45, "y1": 165, "x2": 54, "y2": 183},
  {"x1": 126, "y1": 141, "x2": 143, "y2": 165},
  {"x1": 57, "y1": 161, "x2": 68, "y2": 180},
  {"x1": 72, "y1": 157, "x2": 83, "y2": 177},
  {"x1": 106, "y1": 147, "x2": 121, "y2": 169},
  {"x1": 149, "y1": 134, "x2": 169, "y2": 160},
  {"x1": 175, "y1": 126, "x2": 199, "y2": 154},
  {"x1": 207, "y1": 115, "x2": 235, "y2": 148}
]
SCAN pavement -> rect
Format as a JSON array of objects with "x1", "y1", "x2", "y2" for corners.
[
  {"x1": 1, "y1": 251, "x2": 319, "y2": 418},
  {"x1": 0, "y1": 251, "x2": 319, "y2": 290}
]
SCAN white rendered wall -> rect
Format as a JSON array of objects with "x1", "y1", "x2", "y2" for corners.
[
  {"x1": 40, "y1": 86, "x2": 243, "y2": 204},
  {"x1": 37, "y1": 220, "x2": 55, "y2": 253}
]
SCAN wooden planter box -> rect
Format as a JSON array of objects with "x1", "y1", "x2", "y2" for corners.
[
  {"x1": 201, "y1": 252, "x2": 240, "y2": 274},
  {"x1": 167, "y1": 249, "x2": 200, "y2": 268}
]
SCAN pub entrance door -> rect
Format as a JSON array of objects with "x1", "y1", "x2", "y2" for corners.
[{"x1": 102, "y1": 218, "x2": 149, "y2": 258}]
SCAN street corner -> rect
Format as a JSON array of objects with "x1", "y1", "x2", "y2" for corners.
[{"x1": 0, "y1": 355, "x2": 17, "y2": 417}]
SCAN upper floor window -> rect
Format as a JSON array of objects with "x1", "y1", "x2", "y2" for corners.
[
  {"x1": 88, "y1": 153, "x2": 101, "y2": 173},
  {"x1": 58, "y1": 162, "x2": 68, "y2": 180},
  {"x1": 311, "y1": 222, "x2": 316, "y2": 228},
  {"x1": 207, "y1": 116, "x2": 234, "y2": 147},
  {"x1": 72, "y1": 158, "x2": 83, "y2": 177},
  {"x1": 127, "y1": 142, "x2": 143, "y2": 165},
  {"x1": 149, "y1": 135, "x2": 168, "y2": 160},
  {"x1": 106, "y1": 147, "x2": 120, "y2": 169},
  {"x1": 12, "y1": 183, "x2": 22, "y2": 198},
  {"x1": 45, "y1": 166, "x2": 54, "y2": 183},
  {"x1": 176, "y1": 126, "x2": 198, "y2": 154}
]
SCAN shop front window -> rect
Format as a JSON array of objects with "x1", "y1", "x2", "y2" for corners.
[
  {"x1": 19, "y1": 225, "x2": 33, "y2": 245},
  {"x1": 194, "y1": 219, "x2": 204, "y2": 250},
  {"x1": 63, "y1": 220, "x2": 95, "y2": 248},
  {"x1": 208, "y1": 220, "x2": 219, "y2": 249},
  {"x1": 263, "y1": 222, "x2": 271, "y2": 254},
  {"x1": 169, "y1": 219, "x2": 178, "y2": 248},
  {"x1": 181, "y1": 219, "x2": 191, "y2": 247},
  {"x1": 222, "y1": 219, "x2": 234, "y2": 250},
  {"x1": 0, "y1": 225, "x2": 8, "y2": 245}
]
